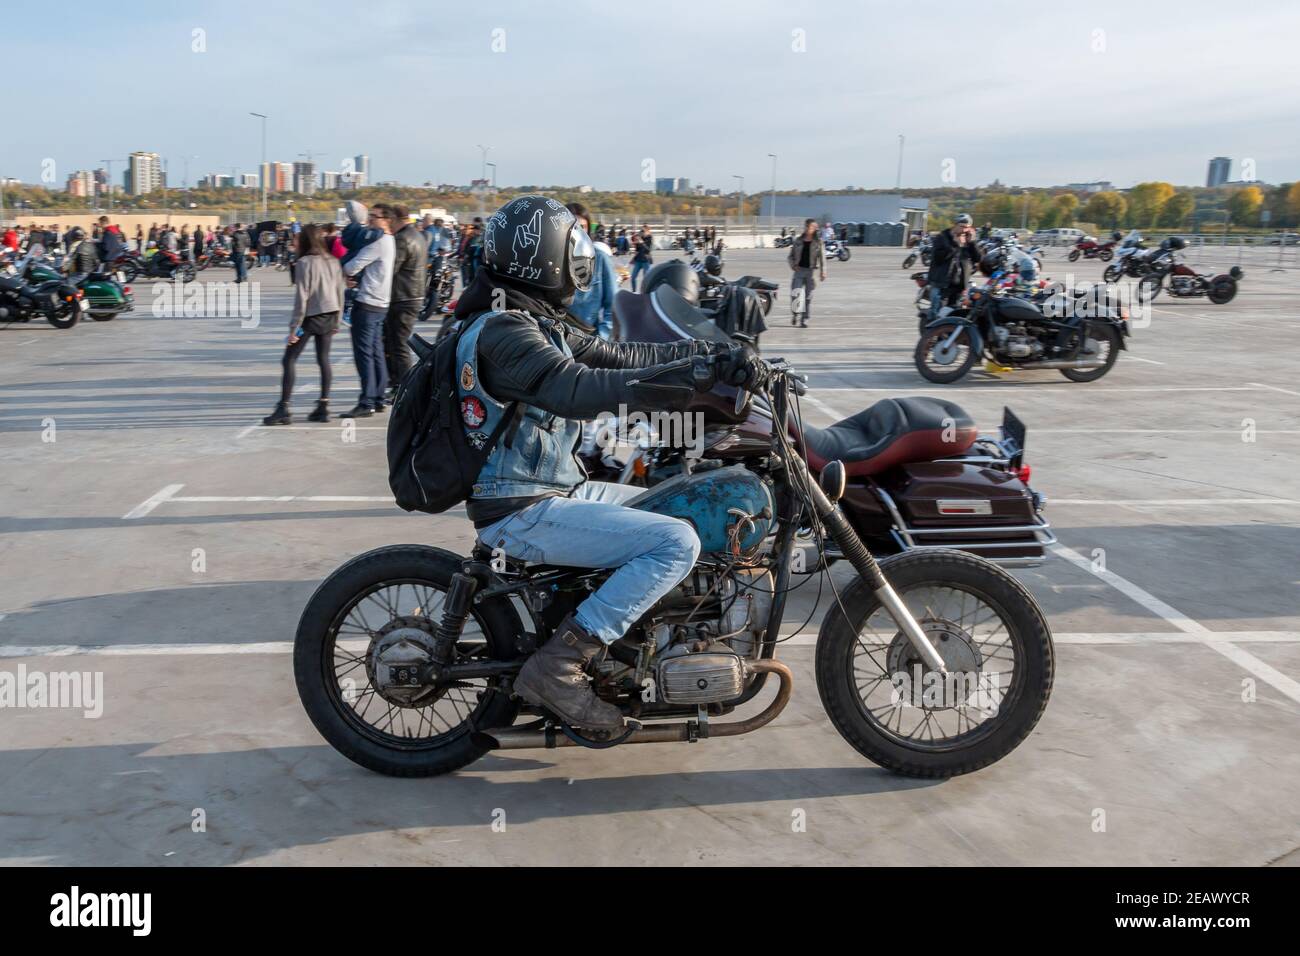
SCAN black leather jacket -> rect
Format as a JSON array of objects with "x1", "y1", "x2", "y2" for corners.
[
  {"x1": 390, "y1": 224, "x2": 428, "y2": 305},
  {"x1": 65, "y1": 241, "x2": 100, "y2": 275},
  {"x1": 476, "y1": 311, "x2": 718, "y2": 419}
]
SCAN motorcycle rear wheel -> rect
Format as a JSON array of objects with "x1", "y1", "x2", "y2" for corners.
[
  {"x1": 902, "y1": 255, "x2": 916, "y2": 269},
  {"x1": 1067, "y1": 249, "x2": 1081, "y2": 262},
  {"x1": 294, "y1": 545, "x2": 522, "y2": 777},
  {"x1": 1208, "y1": 278, "x2": 1237, "y2": 305},
  {"x1": 46, "y1": 304, "x2": 80, "y2": 329},
  {"x1": 815, "y1": 549, "x2": 1053, "y2": 778},
  {"x1": 1060, "y1": 322, "x2": 1121, "y2": 382},
  {"x1": 1099, "y1": 249, "x2": 1114, "y2": 262}
]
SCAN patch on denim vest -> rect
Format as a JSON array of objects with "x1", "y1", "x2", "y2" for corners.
[
  {"x1": 460, "y1": 362, "x2": 475, "y2": 391},
  {"x1": 461, "y1": 396, "x2": 487, "y2": 429}
]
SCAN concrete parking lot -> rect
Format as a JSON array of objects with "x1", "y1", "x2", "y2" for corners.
[{"x1": 2, "y1": 245, "x2": 1298, "y2": 866}]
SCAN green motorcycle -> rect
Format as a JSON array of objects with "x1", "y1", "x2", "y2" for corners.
[{"x1": 20, "y1": 257, "x2": 134, "y2": 322}]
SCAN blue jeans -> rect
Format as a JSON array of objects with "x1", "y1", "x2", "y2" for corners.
[
  {"x1": 349, "y1": 303, "x2": 388, "y2": 408},
  {"x1": 476, "y1": 481, "x2": 701, "y2": 644},
  {"x1": 234, "y1": 253, "x2": 247, "y2": 283},
  {"x1": 630, "y1": 259, "x2": 650, "y2": 291}
]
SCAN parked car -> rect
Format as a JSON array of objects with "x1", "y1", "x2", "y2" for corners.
[
  {"x1": 1029, "y1": 228, "x2": 1086, "y2": 247},
  {"x1": 1267, "y1": 232, "x2": 1300, "y2": 245}
]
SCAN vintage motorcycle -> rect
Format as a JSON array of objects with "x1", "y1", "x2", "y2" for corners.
[
  {"x1": 419, "y1": 256, "x2": 458, "y2": 321},
  {"x1": 594, "y1": 286, "x2": 1055, "y2": 566},
  {"x1": 294, "y1": 348, "x2": 1055, "y2": 779},
  {"x1": 0, "y1": 267, "x2": 84, "y2": 328},
  {"x1": 1136, "y1": 246, "x2": 1241, "y2": 305},
  {"x1": 915, "y1": 280, "x2": 1129, "y2": 383}
]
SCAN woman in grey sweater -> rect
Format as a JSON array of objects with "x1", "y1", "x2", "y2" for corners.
[{"x1": 263, "y1": 225, "x2": 346, "y2": 425}]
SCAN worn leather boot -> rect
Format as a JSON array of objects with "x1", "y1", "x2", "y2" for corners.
[
  {"x1": 262, "y1": 402, "x2": 291, "y2": 426},
  {"x1": 307, "y1": 399, "x2": 330, "y2": 423},
  {"x1": 513, "y1": 614, "x2": 625, "y2": 731}
]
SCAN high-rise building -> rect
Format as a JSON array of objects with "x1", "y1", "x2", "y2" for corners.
[
  {"x1": 354, "y1": 154, "x2": 369, "y2": 178},
  {"x1": 293, "y1": 161, "x2": 317, "y2": 195},
  {"x1": 65, "y1": 170, "x2": 95, "y2": 197},
  {"x1": 320, "y1": 171, "x2": 341, "y2": 191},
  {"x1": 127, "y1": 151, "x2": 163, "y2": 195},
  {"x1": 654, "y1": 177, "x2": 691, "y2": 195},
  {"x1": 1206, "y1": 157, "x2": 1231, "y2": 187},
  {"x1": 92, "y1": 168, "x2": 111, "y2": 197},
  {"x1": 259, "y1": 162, "x2": 295, "y2": 192},
  {"x1": 240, "y1": 173, "x2": 259, "y2": 188}
]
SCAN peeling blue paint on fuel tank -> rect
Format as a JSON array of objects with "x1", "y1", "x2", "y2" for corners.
[{"x1": 628, "y1": 465, "x2": 774, "y2": 554}]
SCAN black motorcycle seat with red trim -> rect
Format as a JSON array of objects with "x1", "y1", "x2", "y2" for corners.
[{"x1": 793, "y1": 397, "x2": 977, "y2": 477}]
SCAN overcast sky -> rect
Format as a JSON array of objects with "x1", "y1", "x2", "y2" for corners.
[{"x1": 3, "y1": 0, "x2": 1298, "y2": 192}]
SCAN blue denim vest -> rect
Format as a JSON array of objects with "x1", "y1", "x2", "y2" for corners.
[{"x1": 456, "y1": 311, "x2": 586, "y2": 501}]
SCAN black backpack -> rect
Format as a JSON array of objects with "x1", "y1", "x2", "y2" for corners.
[{"x1": 386, "y1": 320, "x2": 520, "y2": 514}]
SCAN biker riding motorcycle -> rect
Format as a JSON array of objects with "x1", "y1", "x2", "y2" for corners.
[
  {"x1": 452, "y1": 196, "x2": 767, "y2": 730},
  {"x1": 62, "y1": 228, "x2": 100, "y2": 277}
]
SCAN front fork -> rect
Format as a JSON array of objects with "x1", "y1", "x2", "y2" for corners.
[{"x1": 787, "y1": 452, "x2": 948, "y2": 673}]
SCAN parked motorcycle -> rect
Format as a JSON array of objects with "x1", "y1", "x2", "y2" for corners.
[
  {"x1": 294, "y1": 344, "x2": 1055, "y2": 778},
  {"x1": 19, "y1": 257, "x2": 133, "y2": 321},
  {"x1": 589, "y1": 286, "x2": 1056, "y2": 566},
  {"x1": 915, "y1": 280, "x2": 1129, "y2": 383},
  {"x1": 418, "y1": 256, "x2": 458, "y2": 321},
  {"x1": 902, "y1": 236, "x2": 932, "y2": 269},
  {"x1": 1066, "y1": 236, "x2": 1115, "y2": 262},
  {"x1": 773, "y1": 234, "x2": 793, "y2": 248}
]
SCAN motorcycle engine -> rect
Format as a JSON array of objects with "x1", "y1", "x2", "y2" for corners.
[
  {"x1": 991, "y1": 323, "x2": 1044, "y2": 359},
  {"x1": 1170, "y1": 276, "x2": 1193, "y2": 294},
  {"x1": 598, "y1": 567, "x2": 774, "y2": 705}
]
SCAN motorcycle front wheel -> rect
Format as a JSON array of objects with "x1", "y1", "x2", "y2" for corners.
[
  {"x1": 1099, "y1": 248, "x2": 1114, "y2": 262},
  {"x1": 1067, "y1": 249, "x2": 1081, "y2": 262},
  {"x1": 815, "y1": 549, "x2": 1053, "y2": 778},
  {"x1": 294, "y1": 545, "x2": 521, "y2": 777},
  {"x1": 914, "y1": 324, "x2": 976, "y2": 383},
  {"x1": 1102, "y1": 263, "x2": 1123, "y2": 283},
  {"x1": 902, "y1": 254, "x2": 916, "y2": 269},
  {"x1": 1137, "y1": 275, "x2": 1162, "y2": 303}
]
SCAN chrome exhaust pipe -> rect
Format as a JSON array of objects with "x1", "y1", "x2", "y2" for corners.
[
  {"x1": 474, "y1": 659, "x2": 794, "y2": 751},
  {"x1": 1013, "y1": 358, "x2": 1105, "y2": 369}
]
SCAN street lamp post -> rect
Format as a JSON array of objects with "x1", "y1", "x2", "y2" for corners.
[
  {"x1": 250, "y1": 112, "x2": 268, "y2": 217},
  {"x1": 895, "y1": 134, "x2": 905, "y2": 191},
  {"x1": 732, "y1": 174, "x2": 745, "y2": 226},
  {"x1": 486, "y1": 162, "x2": 497, "y2": 190},
  {"x1": 767, "y1": 153, "x2": 777, "y2": 230}
]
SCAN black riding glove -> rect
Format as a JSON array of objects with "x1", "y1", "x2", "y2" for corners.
[{"x1": 715, "y1": 343, "x2": 770, "y2": 393}]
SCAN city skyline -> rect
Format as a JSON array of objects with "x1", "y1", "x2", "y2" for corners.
[{"x1": 3, "y1": 1, "x2": 1298, "y2": 194}]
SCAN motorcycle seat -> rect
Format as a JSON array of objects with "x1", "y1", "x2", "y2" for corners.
[{"x1": 793, "y1": 397, "x2": 977, "y2": 477}]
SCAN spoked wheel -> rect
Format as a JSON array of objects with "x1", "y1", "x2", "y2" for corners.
[
  {"x1": 294, "y1": 545, "x2": 521, "y2": 776},
  {"x1": 815, "y1": 550, "x2": 1053, "y2": 777},
  {"x1": 914, "y1": 323, "x2": 977, "y2": 383},
  {"x1": 1060, "y1": 321, "x2": 1121, "y2": 382},
  {"x1": 902, "y1": 254, "x2": 917, "y2": 269}
]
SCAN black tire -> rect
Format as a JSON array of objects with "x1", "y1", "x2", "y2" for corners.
[
  {"x1": 815, "y1": 549, "x2": 1054, "y2": 778},
  {"x1": 1060, "y1": 322, "x2": 1122, "y2": 382},
  {"x1": 914, "y1": 323, "x2": 977, "y2": 384},
  {"x1": 1067, "y1": 249, "x2": 1081, "y2": 262},
  {"x1": 1208, "y1": 277, "x2": 1237, "y2": 305},
  {"x1": 1137, "y1": 274, "x2": 1162, "y2": 303},
  {"x1": 837, "y1": 247, "x2": 851, "y2": 261},
  {"x1": 1102, "y1": 263, "x2": 1122, "y2": 283},
  {"x1": 46, "y1": 304, "x2": 80, "y2": 329},
  {"x1": 294, "y1": 545, "x2": 522, "y2": 777},
  {"x1": 179, "y1": 263, "x2": 197, "y2": 283},
  {"x1": 902, "y1": 255, "x2": 916, "y2": 269},
  {"x1": 89, "y1": 312, "x2": 116, "y2": 321},
  {"x1": 920, "y1": 252, "x2": 931, "y2": 266},
  {"x1": 1098, "y1": 248, "x2": 1114, "y2": 262}
]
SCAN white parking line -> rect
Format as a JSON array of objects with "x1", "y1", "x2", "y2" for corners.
[
  {"x1": 121, "y1": 483, "x2": 185, "y2": 519},
  {"x1": 1125, "y1": 355, "x2": 1167, "y2": 365},
  {"x1": 1052, "y1": 498, "x2": 1300, "y2": 506},
  {"x1": 1050, "y1": 543, "x2": 1300, "y2": 704},
  {"x1": 3, "y1": 631, "x2": 1298, "y2": 658},
  {"x1": 1250, "y1": 382, "x2": 1300, "y2": 398},
  {"x1": 168, "y1": 495, "x2": 393, "y2": 503}
]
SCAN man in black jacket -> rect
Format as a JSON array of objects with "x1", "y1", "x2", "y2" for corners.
[
  {"x1": 454, "y1": 196, "x2": 766, "y2": 730},
  {"x1": 383, "y1": 203, "x2": 427, "y2": 392},
  {"x1": 231, "y1": 224, "x2": 250, "y2": 283},
  {"x1": 926, "y1": 214, "x2": 981, "y2": 318}
]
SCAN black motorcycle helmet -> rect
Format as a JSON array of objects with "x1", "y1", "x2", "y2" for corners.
[
  {"x1": 979, "y1": 250, "x2": 1003, "y2": 276},
  {"x1": 702, "y1": 253, "x2": 723, "y2": 276},
  {"x1": 1167, "y1": 235, "x2": 1186, "y2": 250},
  {"x1": 642, "y1": 259, "x2": 700, "y2": 307},
  {"x1": 1111, "y1": 231, "x2": 1123, "y2": 241},
  {"x1": 482, "y1": 195, "x2": 595, "y2": 303}
]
